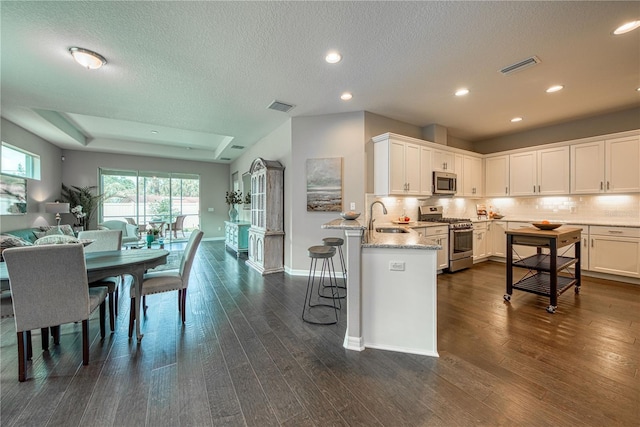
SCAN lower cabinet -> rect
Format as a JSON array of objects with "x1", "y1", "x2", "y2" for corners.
[
  {"x1": 589, "y1": 226, "x2": 640, "y2": 278},
  {"x1": 473, "y1": 222, "x2": 488, "y2": 261},
  {"x1": 417, "y1": 226, "x2": 449, "y2": 271},
  {"x1": 488, "y1": 221, "x2": 507, "y2": 257},
  {"x1": 224, "y1": 221, "x2": 250, "y2": 258}
]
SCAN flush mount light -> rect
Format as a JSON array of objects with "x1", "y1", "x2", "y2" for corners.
[
  {"x1": 340, "y1": 92, "x2": 353, "y2": 101},
  {"x1": 69, "y1": 47, "x2": 107, "y2": 69},
  {"x1": 455, "y1": 88, "x2": 469, "y2": 96},
  {"x1": 546, "y1": 85, "x2": 564, "y2": 93},
  {"x1": 613, "y1": 20, "x2": 640, "y2": 35},
  {"x1": 150, "y1": 130, "x2": 158, "y2": 134},
  {"x1": 325, "y1": 51, "x2": 342, "y2": 64},
  {"x1": 511, "y1": 117, "x2": 523, "y2": 123}
]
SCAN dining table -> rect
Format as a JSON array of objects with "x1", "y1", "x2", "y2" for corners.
[{"x1": 0, "y1": 248, "x2": 169, "y2": 343}]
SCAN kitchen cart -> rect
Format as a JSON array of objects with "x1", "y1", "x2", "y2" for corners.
[{"x1": 504, "y1": 227, "x2": 582, "y2": 313}]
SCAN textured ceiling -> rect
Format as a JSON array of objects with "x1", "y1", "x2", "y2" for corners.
[{"x1": 1, "y1": 1, "x2": 639, "y2": 163}]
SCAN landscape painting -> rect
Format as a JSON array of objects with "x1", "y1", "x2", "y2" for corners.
[
  {"x1": 306, "y1": 157, "x2": 342, "y2": 212},
  {"x1": 0, "y1": 174, "x2": 27, "y2": 215}
]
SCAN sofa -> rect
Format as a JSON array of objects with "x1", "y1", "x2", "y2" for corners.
[{"x1": 98, "y1": 220, "x2": 139, "y2": 244}]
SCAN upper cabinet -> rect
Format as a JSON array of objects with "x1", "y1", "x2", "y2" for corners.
[
  {"x1": 571, "y1": 136, "x2": 640, "y2": 194},
  {"x1": 460, "y1": 155, "x2": 484, "y2": 197},
  {"x1": 432, "y1": 149, "x2": 456, "y2": 172},
  {"x1": 373, "y1": 134, "x2": 432, "y2": 196},
  {"x1": 509, "y1": 147, "x2": 569, "y2": 196},
  {"x1": 485, "y1": 155, "x2": 509, "y2": 197}
]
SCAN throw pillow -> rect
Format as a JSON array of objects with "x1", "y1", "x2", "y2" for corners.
[
  {"x1": 33, "y1": 235, "x2": 80, "y2": 245},
  {"x1": 38, "y1": 224, "x2": 75, "y2": 236},
  {"x1": 0, "y1": 234, "x2": 33, "y2": 261}
]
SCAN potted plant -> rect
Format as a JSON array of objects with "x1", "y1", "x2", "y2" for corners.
[
  {"x1": 225, "y1": 190, "x2": 242, "y2": 221},
  {"x1": 61, "y1": 184, "x2": 104, "y2": 230}
]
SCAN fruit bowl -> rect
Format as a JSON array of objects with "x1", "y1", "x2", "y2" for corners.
[
  {"x1": 532, "y1": 222, "x2": 562, "y2": 230},
  {"x1": 340, "y1": 211, "x2": 361, "y2": 220}
]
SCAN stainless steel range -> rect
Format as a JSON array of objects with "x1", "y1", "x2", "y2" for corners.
[{"x1": 419, "y1": 205, "x2": 474, "y2": 272}]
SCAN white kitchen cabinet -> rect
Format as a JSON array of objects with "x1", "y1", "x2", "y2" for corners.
[
  {"x1": 473, "y1": 222, "x2": 488, "y2": 261},
  {"x1": 510, "y1": 147, "x2": 569, "y2": 196},
  {"x1": 432, "y1": 149, "x2": 456, "y2": 172},
  {"x1": 571, "y1": 136, "x2": 640, "y2": 194},
  {"x1": 374, "y1": 135, "x2": 431, "y2": 196},
  {"x1": 420, "y1": 226, "x2": 449, "y2": 271},
  {"x1": 558, "y1": 224, "x2": 589, "y2": 271},
  {"x1": 485, "y1": 155, "x2": 509, "y2": 197},
  {"x1": 488, "y1": 221, "x2": 507, "y2": 257},
  {"x1": 460, "y1": 155, "x2": 484, "y2": 197},
  {"x1": 589, "y1": 226, "x2": 640, "y2": 278}
]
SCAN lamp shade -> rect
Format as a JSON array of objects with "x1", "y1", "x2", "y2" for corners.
[{"x1": 45, "y1": 202, "x2": 70, "y2": 214}]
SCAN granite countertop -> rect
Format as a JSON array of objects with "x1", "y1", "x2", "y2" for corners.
[{"x1": 471, "y1": 218, "x2": 640, "y2": 227}]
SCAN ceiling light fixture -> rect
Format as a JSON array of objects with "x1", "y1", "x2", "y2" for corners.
[
  {"x1": 340, "y1": 92, "x2": 353, "y2": 101},
  {"x1": 511, "y1": 117, "x2": 523, "y2": 123},
  {"x1": 546, "y1": 85, "x2": 564, "y2": 93},
  {"x1": 455, "y1": 88, "x2": 469, "y2": 96},
  {"x1": 69, "y1": 47, "x2": 107, "y2": 69},
  {"x1": 325, "y1": 51, "x2": 342, "y2": 64},
  {"x1": 150, "y1": 130, "x2": 158, "y2": 134},
  {"x1": 613, "y1": 20, "x2": 640, "y2": 35}
]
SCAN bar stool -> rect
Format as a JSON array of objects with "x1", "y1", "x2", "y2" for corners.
[
  {"x1": 323, "y1": 237, "x2": 346, "y2": 290},
  {"x1": 302, "y1": 245, "x2": 340, "y2": 325}
]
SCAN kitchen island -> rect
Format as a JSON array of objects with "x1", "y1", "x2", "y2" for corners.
[{"x1": 322, "y1": 219, "x2": 440, "y2": 356}]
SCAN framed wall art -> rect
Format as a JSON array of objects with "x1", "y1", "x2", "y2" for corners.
[
  {"x1": 0, "y1": 174, "x2": 27, "y2": 215},
  {"x1": 306, "y1": 157, "x2": 342, "y2": 212}
]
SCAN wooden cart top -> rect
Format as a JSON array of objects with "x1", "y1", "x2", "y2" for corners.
[{"x1": 506, "y1": 226, "x2": 582, "y2": 238}]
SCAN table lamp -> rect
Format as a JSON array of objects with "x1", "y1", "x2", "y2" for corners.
[{"x1": 45, "y1": 202, "x2": 70, "y2": 231}]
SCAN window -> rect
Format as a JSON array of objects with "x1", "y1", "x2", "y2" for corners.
[
  {"x1": 99, "y1": 168, "x2": 200, "y2": 241},
  {"x1": 1, "y1": 142, "x2": 41, "y2": 180}
]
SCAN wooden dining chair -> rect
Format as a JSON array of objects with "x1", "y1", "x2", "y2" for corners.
[
  {"x1": 3, "y1": 244, "x2": 107, "y2": 382},
  {"x1": 129, "y1": 230, "x2": 203, "y2": 336},
  {"x1": 166, "y1": 214, "x2": 187, "y2": 238},
  {"x1": 78, "y1": 230, "x2": 122, "y2": 331}
]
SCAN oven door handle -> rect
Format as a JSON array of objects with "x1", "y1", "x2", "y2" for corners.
[{"x1": 451, "y1": 229, "x2": 473, "y2": 233}]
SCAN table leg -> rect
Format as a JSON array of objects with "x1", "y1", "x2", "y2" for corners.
[{"x1": 133, "y1": 271, "x2": 144, "y2": 342}]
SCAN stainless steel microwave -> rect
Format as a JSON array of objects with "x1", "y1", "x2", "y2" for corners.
[{"x1": 433, "y1": 171, "x2": 457, "y2": 195}]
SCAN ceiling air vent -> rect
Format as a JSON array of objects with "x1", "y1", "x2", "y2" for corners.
[
  {"x1": 499, "y1": 56, "x2": 541, "y2": 75},
  {"x1": 220, "y1": 157, "x2": 231, "y2": 161},
  {"x1": 267, "y1": 100, "x2": 295, "y2": 113},
  {"x1": 230, "y1": 145, "x2": 245, "y2": 150}
]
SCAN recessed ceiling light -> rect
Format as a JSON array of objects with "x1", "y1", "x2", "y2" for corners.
[
  {"x1": 325, "y1": 51, "x2": 342, "y2": 64},
  {"x1": 455, "y1": 88, "x2": 469, "y2": 96},
  {"x1": 340, "y1": 92, "x2": 353, "y2": 101},
  {"x1": 613, "y1": 20, "x2": 640, "y2": 35},
  {"x1": 546, "y1": 85, "x2": 564, "y2": 93},
  {"x1": 636, "y1": 87, "x2": 640, "y2": 92},
  {"x1": 150, "y1": 130, "x2": 158, "y2": 134},
  {"x1": 511, "y1": 117, "x2": 523, "y2": 123},
  {"x1": 69, "y1": 47, "x2": 107, "y2": 69}
]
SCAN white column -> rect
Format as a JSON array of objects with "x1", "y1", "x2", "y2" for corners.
[{"x1": 343, "y1": 228, "x2": 365, "y2": 351}]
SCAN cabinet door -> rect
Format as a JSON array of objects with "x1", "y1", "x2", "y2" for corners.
[
  {"x1": 606, "y1": 136, "x2": 640, "y2": 193},
  {"x1": 404, "y1": 142, "x2": 421, "y2": 195},
  {"x1": 433, "y1": 149, "x2": 455, "y2": 172},
  {"x1": 463, "y1": 156, "x2": 483, "y2": 197},
  {"x1": 389, "y1": 139, "x2": 406, "y2": 194},
  {"x1": 473, "y1": 227, "x2": 487, "y2": 261},
  {"x1": 419, "y1": 146, "x2": 433, "y2": 196},
  {"x1": 538, "y1": 146, "x2": 569, "y2": 195},
  {"x1": 571, "y1": 141, "x2": 605, "y2": 194},
  {"x1": 509, "y1": 152, "x2": 536, "y2": 196},
  {"x1": 485, "y1": 156, "x2": 509, "y2": 196},
  {"x1": 489, "y1": 221, "x2": 507, "y2": 257},
  {"x1": 558, "y1": 224, "x2": 589, "y2": 271},
  {"x1": 435, "y1": 235, "x2": 449, "y2": 270},
  {"x1": 590, "y1": 235, "x2": 640, "y2": 278}
]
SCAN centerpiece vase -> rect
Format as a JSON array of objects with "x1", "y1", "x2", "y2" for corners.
[
  {"x1": 228, "y1": 205, "x2": 238, "y2": 222},
  {"x1": 146, "y1": 234, "x2": 155, "y2": 248}
]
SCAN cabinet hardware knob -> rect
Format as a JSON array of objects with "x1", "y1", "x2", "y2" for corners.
[
  {"x1": 608, "y1": 230, "x2": 623, "y2": 234},
  {"x1": 600, "y1": 181, "x2": 603, "y2": 190},
  {"x1": 505, "y1": 187, "x2": 508, "y2": 194},
  {"x1": 591, "y1": 238, "x2": 594, "y2": 248},
  {"x1": 538, "y1": 185, "x2": 540, "y2": 193},
  {"x1": 533, "y1": 185, "x2": 536, "y2": 193},
  {"x1": 606, "y1": 181, "x2": 610, "y2": 190}
]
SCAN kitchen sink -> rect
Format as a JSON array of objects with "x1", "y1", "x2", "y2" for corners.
[{"x1": 375, "y1": 227, "x2": 409, "y2": 233}]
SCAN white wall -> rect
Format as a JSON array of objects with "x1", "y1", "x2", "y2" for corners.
[
  {"x1": 0, "y1": 118, "x2": 63, "y2": 232},
  {"x1": 60, "y1": 150, "x2": 229, "y2": 238}
]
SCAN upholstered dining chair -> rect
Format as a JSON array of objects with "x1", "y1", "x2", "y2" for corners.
[
  {"x1": 166, "y1": 214, "x2": 187, "y2": 238},
  {"x1": 78, "y1": 230, "x2": 122, "y2": 331},
  {"x1": 3, "y1": 244, "x2": 107, "y2": 382},
  {"x1": 129, "y1": 230, "x2": 203, "y2": 335}
]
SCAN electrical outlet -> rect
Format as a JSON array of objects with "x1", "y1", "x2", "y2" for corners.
[
  {"x1": 350, "y1": 202, "x2": 356, "y2": 210},
  {"x1": 208, "y1": 207, "x2": 214, "y2": 212},
  {"x1": 389, "y1": 261, "x2": 405, "y2": 271}
]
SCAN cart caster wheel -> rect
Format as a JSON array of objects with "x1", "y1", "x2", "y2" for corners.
[
  {"x1": 574, "y1": 287, "x2": 580, "y2": 294},
  {"x1": 503, "y1": 294, "x2": 511, "y2": 302},
  {"x1": 546, "y1": 305, "x2": 556, "y2": 314}
]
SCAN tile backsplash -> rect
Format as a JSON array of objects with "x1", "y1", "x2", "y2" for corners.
[{"x1": 365, "y1": 194, "x2": 640, "y2": 225}]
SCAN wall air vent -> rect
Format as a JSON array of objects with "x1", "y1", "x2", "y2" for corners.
[
  {"x1": 220, "y1": 157, "x2": 231, "y2": 161},
  {"x1": 267, "y1": 100, "x2": 295, "y2": 113},
  {"x1": 230, "y1": 145, "x2": 245, "y2": 150},
  {"x1": 499, "y1": 56, "x2": 541, "y2": 75}
]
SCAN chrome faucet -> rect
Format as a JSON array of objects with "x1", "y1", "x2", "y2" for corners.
[{"x1": 368, "y1": 201, "x2": 388, "y2": 231}]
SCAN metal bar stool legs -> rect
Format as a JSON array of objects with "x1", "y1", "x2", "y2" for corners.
[
  {"x1": 322, "y1": 237, "x2": 347, "y2": 296},
  {"x1": 302, "y1": 245, "x2": 340, "y2": 325}
]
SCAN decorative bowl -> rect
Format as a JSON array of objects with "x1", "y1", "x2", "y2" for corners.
[
  {"x1": 340, "y1": 211, "x2": 361, "y2": 220},
  {"x1": 532, "y1": 222, "x2": 562, "y2": 230}
]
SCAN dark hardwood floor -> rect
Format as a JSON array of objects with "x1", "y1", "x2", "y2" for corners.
[{"x1": 1, "y1": 240, "x2": 638, "y2": 426}]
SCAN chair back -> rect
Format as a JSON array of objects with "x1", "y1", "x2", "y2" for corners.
[
  {"x1": 174, "y1": 215, "x2": 186, "y2": 229},
  {"x1": 124, "y1": 217, "x2": 137, "y2": 225},
  {"x1": 179, "y1": 230, "x2": 203, "y2": 288},
  {"x1": 78, "y1": 230, "x2": 122, "y2": 253},
  {"x1": 3, "y1": 244, "x2": 90, "y2": 332}
]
